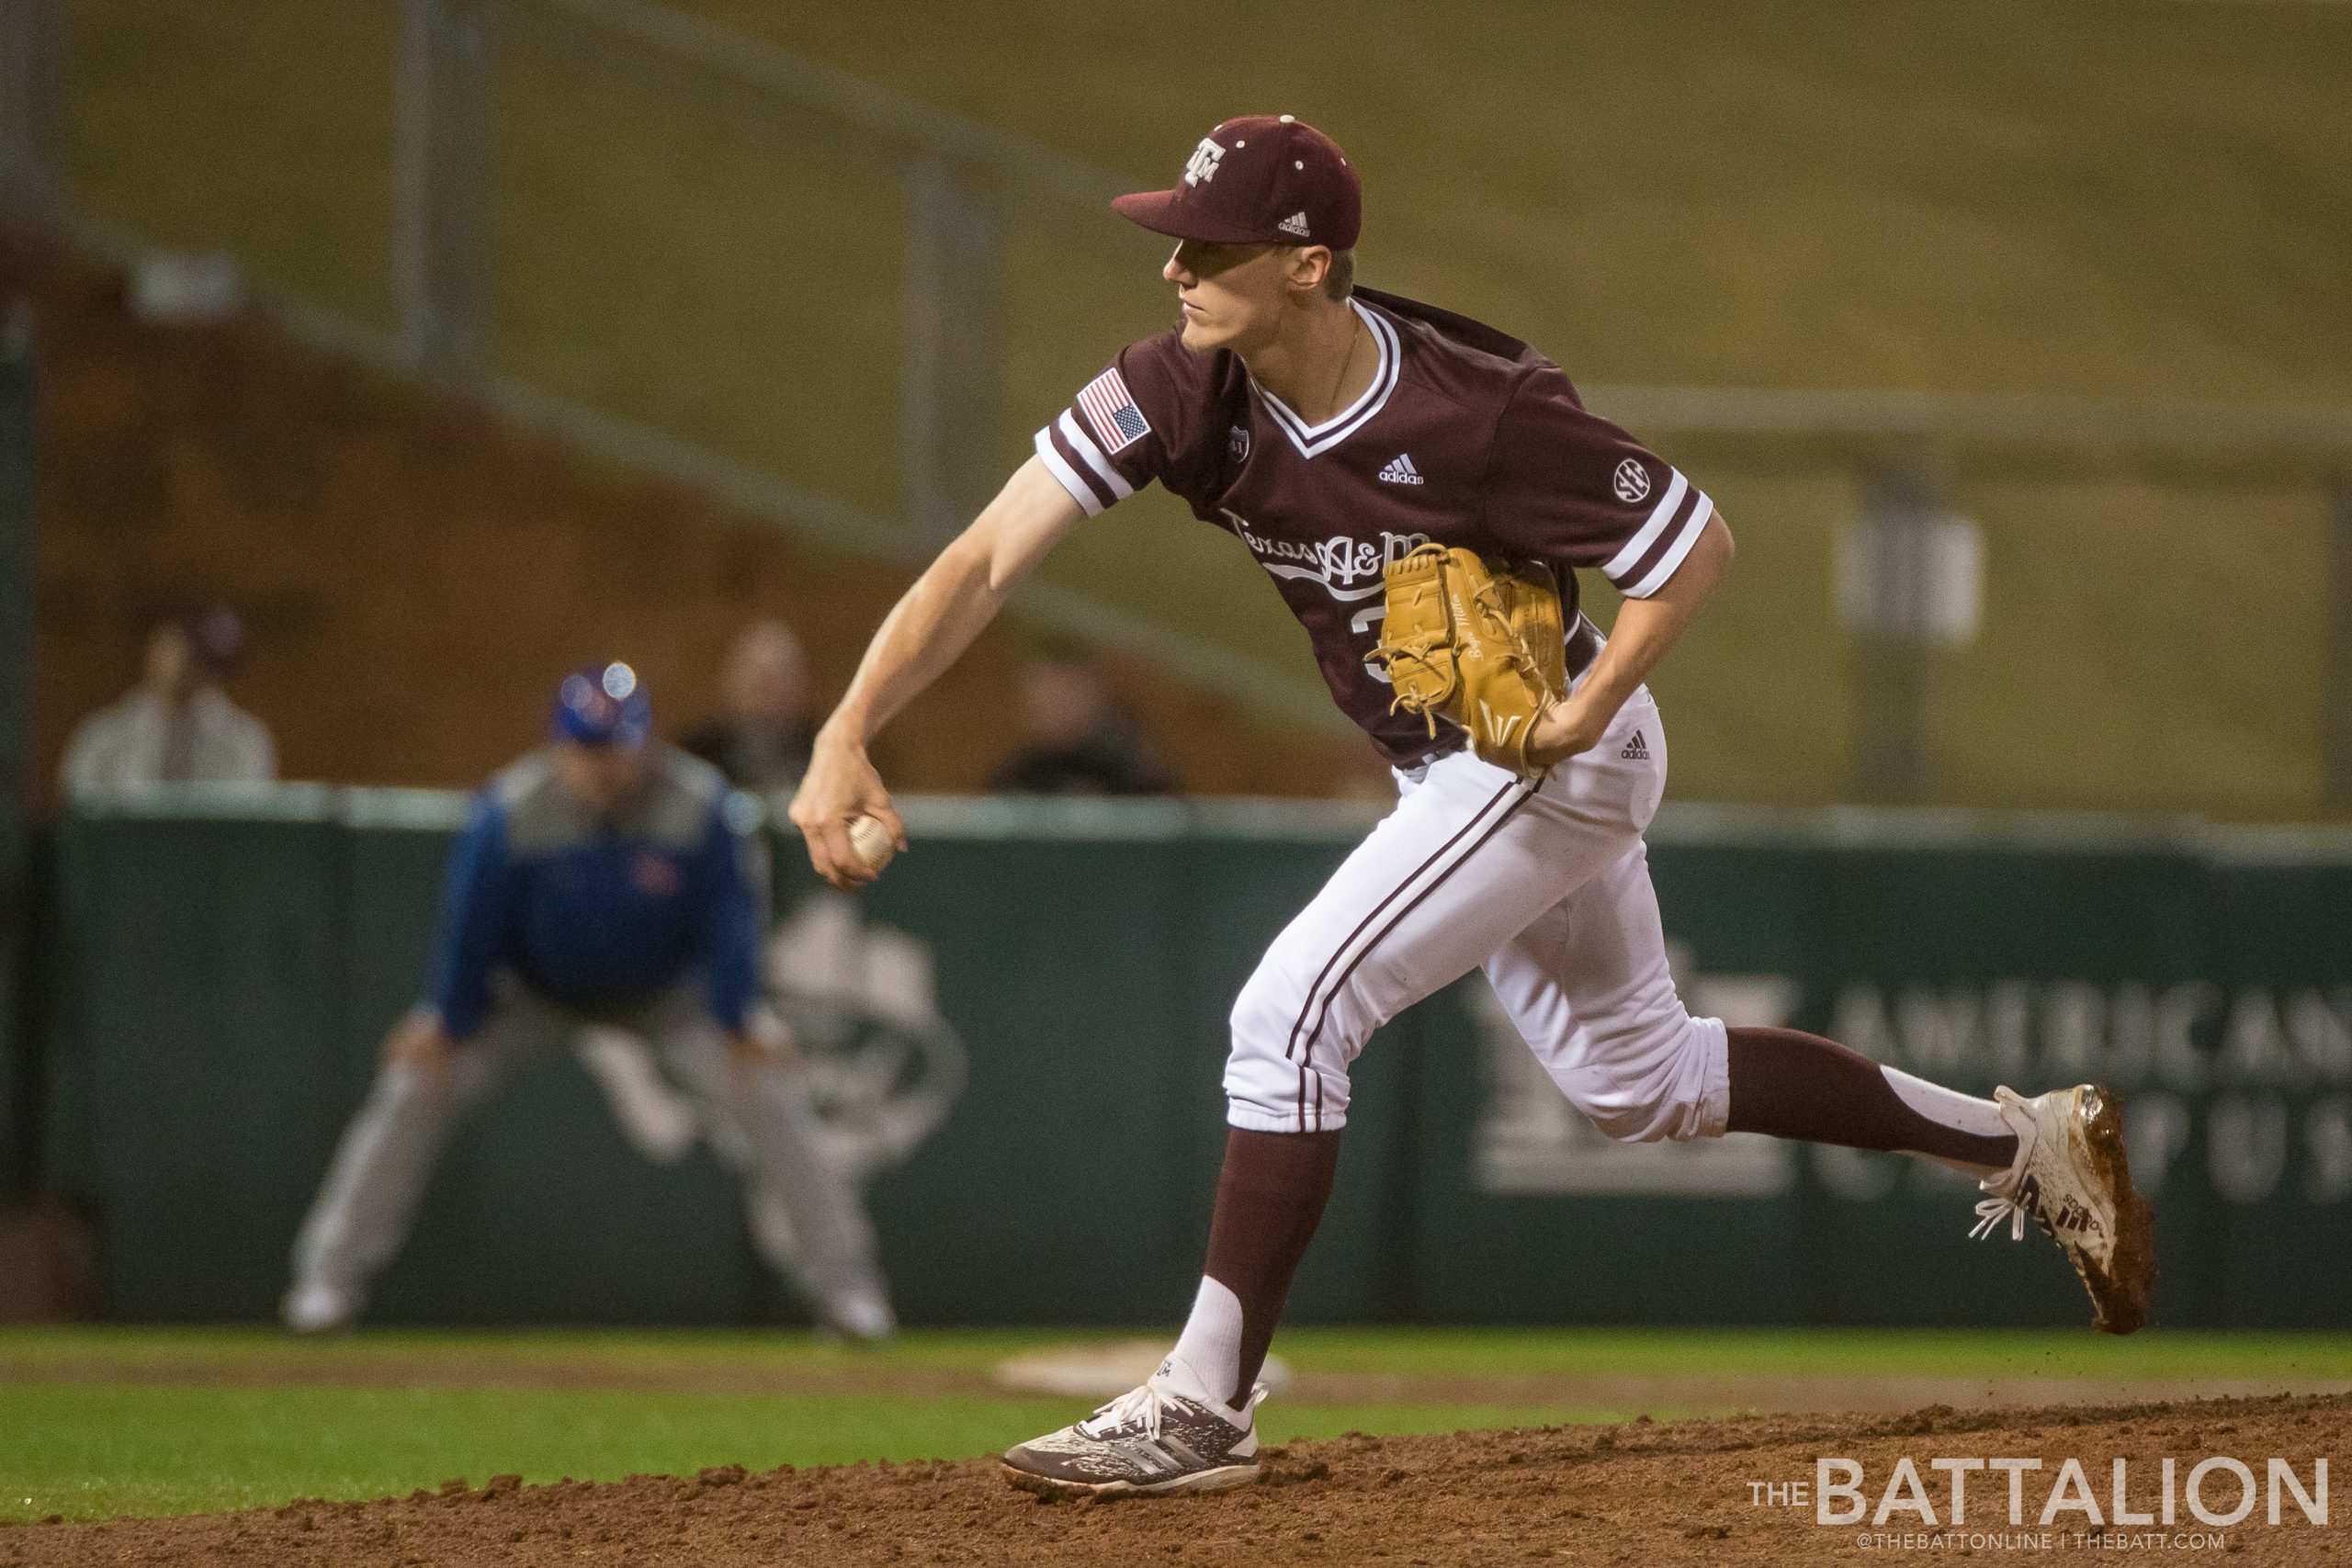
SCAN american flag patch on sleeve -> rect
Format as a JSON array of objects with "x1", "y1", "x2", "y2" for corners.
[{"x1": 1076, "y1": 367, "x2": 1152, "y2": 454}]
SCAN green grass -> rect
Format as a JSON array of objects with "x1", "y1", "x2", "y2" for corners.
[
  {"x1": 7, "y1": 1325, "x2": 2352, "y2": 1522},
  {"x1": 0, "y1": 1384, "x2": 1621, "y2": 1523},
  {"x1": 2, "y1": 1384, "x2": 1073, "y2": 1523},
  {"x1": 50, "y1": 0, "x2": 2352, "y2": 814},
  {"x1": 13, "y1": 1323, "x2": 2352, "y2": 1382}
]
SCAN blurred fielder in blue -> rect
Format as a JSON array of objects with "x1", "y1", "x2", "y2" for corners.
[{"x1": 284, "y1": 662, "x2": 894, "y2": 1339}]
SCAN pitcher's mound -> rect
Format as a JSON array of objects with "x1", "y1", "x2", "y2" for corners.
[{"x1": 16, "y1": 1393, "x2": 2346, "y2": 1566}]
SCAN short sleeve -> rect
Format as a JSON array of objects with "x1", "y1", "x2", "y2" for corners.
[
  {"x1": 1033, "y1": 339, "x2": 1196, "y2": 517},
  {"x1": 1482, "y1": 368, "x2": 1715, "y2": 599}
]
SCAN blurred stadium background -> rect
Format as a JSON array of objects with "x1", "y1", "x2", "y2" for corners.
[{"x1": 2, "y1": 0, "x2": 2350, "y2": 1530}]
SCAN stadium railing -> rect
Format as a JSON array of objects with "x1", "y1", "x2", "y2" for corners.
[{"x1": 2, "y1": 0, "x2": 2350, "y2": 795}]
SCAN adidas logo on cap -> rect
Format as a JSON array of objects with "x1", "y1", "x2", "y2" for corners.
[
  {"x1": 1278, "y1": 210, "x2": 1311, "y2": 237},
  {"x1": 1378, "y1": 453, "x2": 1423, "y2": 485}
]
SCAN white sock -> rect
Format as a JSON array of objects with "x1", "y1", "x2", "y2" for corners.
[
  {"x1": 1881, "y1": 1065, "x2": 2008, "y2": 1137},
  {"x1": 1883, "y1": 1066, "x2": 2016, "y2": 1179},
  {"x1": 1162, "y1": 1276, "x2": 1244, "y2": 1413}
]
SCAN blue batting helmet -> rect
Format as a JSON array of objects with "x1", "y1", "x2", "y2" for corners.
[{"x1": 552, "y1": 662, "x2": 652, "y2": 748}]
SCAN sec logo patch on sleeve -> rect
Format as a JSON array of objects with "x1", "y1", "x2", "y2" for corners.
[{"x1": 1611, "y1": 457, "x2": 1652, "y2": 503}]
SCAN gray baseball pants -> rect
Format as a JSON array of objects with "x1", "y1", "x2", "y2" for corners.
[{"x1": 288, "y1": 976, "x2": 885, "y2": 1314}]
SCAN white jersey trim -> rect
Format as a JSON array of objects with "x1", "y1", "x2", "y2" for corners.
[
  {"x1": 1251, "y1": 299, "x2": 1401, "y2": 459},
  {"x1": 1057, "y1": 410, "x2": 1135, "y2": 503},
  {"x1": 1623, "y1": 491, "x2": 1713, "y2": 599},
  {"x1": 1034, "y1": 425, "x2": 1108, "y2": 518},
  {"x1": 1600, "y1": 469, "x2": 1690, "y2": 582}
]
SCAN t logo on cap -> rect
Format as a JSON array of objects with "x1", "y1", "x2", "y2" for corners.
[
  {"x1": 1113, "y1": 115, "x2": 1363, "y2": 252},
  {"x1": 1183, "y1": 138, "x2": 1227, "y2": 187}
]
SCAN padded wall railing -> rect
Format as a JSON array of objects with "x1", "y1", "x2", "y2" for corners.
[{"x1": 24, "y1": 789, "x2": 2352, "y2": 1327}]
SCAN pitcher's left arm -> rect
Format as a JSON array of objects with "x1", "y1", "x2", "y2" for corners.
[{"x1": 1526, "y1": 512, "x2": 1734, "y2": 768}]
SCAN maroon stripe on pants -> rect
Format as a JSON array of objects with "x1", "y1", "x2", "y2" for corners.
[
  {"x1": 1281, "y1": 777, "x2": 1521, "y2": 1068},
  {"x1": 1286, "y1": 778, "x2": 1537, "y2": 1129}
]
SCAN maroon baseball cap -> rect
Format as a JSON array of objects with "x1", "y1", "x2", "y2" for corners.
[{"x1": 1112, "y1": 115, "x2": 1362, "y2": 250}]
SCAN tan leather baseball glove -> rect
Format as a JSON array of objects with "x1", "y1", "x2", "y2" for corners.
[{"x1": 1374, "y1": 544, "x2": 1567, "y2": 778}]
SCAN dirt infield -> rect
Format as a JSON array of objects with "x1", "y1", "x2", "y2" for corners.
[{"x1": 6, "y1": 1393, "x2": 2343, "y2": 1566}]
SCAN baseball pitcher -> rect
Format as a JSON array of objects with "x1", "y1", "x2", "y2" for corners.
[
  {"x1": 285, "y1": 663, "x2": 894, "y2": 1341},
  {"x1": 791, "y1": 117, "x2": 2154, "y2": 1496}
]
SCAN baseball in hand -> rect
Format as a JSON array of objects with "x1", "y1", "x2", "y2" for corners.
[{"x1": 847, "y1": 814, "x2": 896, "y2": 874}]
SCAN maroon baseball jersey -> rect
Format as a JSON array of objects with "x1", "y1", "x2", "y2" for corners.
[{"x1": 1034, "y1": 287, "x2": 1714, "y2": 765}]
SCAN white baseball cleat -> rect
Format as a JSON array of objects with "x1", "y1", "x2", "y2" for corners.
[
  {"x1": 1972, "y1": 1084, "x2": 2155, "y2": 1335},
  {"x1": 280, "y1": 1280, "x2": 360, "y2": 1337},
  {"x1": 1001, "y1": 1364, "x2": 1266, "y2": 1498}
]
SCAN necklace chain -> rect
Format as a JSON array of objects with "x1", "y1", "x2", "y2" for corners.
[{"x1": 1323, "y1": 314, "x2": 1364, "y2": 423}]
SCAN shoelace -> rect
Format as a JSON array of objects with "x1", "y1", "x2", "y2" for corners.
[
  {"x1": 1078, "y1": 1381, "x2": 1182, "y2": 1442},
  {"x1": 1969, "y1": 1194, "x2": 2030, "y2": 1243},
  {"x1": 1076, "y1": 1380, "x2": 1268, "y2": 1443}
]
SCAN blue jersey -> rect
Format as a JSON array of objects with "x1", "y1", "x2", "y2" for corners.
[{"x1": 427, "y1": 746, "x2": 763, "y2": 1037}]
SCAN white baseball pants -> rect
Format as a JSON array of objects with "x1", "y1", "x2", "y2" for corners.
[{"x1": 1227, "y1": 686, "x2": 1729, "y2": 1143}]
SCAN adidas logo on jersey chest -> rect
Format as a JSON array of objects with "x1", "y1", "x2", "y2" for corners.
[{"x1": 1377, "y1": 453, "x2": 1423, "y2": 485}]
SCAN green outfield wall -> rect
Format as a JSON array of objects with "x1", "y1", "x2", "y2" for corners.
[{"x1": 20, "y1": 791, "x2": 2352, "y2": 1328}]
